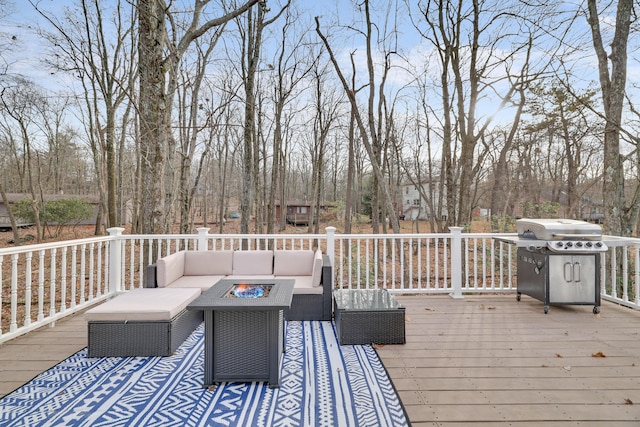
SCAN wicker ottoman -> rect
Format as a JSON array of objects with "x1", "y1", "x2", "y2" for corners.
[
  {"x1": 333, "y1": 289, "x2": 406, "y2": 345},
  {"x1": 85, "y1": 288, "x2": 203, "y2": 357}
]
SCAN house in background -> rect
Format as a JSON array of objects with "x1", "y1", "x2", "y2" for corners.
[
  {"x1": 275, "y1": 201, "x2": 312, "y2": 225},
  {"x1": 400, "y1": 180, "x2": 447, "y2": 221}
]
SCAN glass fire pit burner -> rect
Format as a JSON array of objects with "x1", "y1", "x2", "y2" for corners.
[{"x1": 224, "y1": 284, "x2": 273, "y2": 299}]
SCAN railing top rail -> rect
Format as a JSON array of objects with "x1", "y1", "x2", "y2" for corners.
[
  {"x1": 118, "y1": 233, "x2": 328, "y2": 240},
  {"x1": 0, "y1": 235, "x2": 112, "y2": 256},
  {"x1": 330, "y1": 232, "x2": 452, "y2": 239}
]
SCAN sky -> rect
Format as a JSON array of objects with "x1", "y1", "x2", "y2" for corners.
[{"x1": 2, "y1": 0, "x2": 636, "y2": 128}]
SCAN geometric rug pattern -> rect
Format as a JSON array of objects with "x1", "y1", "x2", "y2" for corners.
[{"x1": 0, "y1": 321, "x2": 409, "y2": 426}]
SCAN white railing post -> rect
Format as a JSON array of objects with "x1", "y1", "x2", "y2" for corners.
[
  {"x1": 197, "y1": 227, "x2": 210, "y2": 251},
  {"x1": 325, "y1": 226, "x2": 336, "y2": 266},
  {"x1": 449, "y1": 226, "x2": 464, "y2": 299},
  {"x1": 107, "y1": 227, "x2": 125, "y2": 294}
]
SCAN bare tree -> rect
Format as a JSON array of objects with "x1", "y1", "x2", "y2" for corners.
[
  {"x1": 315, "y1": 0, "x2": 401, "y2": 235},
  {"x1": 266, "y1": 5, "x2": 315, "y2": 233},
  {"x1": 524, "y1": 82, "x2": 600, "y2": 218},
  {"x1": 233, "y1": 1, "x2": 290, "y2": 237},
  {"x1": 137, "y1": 0, "x2": 259, "y2": 234},
  {"x1": 410, "y1": 0, "x2": 554, "y2": 227},
  {"x1": 175, "y1": 33, "x2": 224, "y2": 233},
  {"x1": 586, "y1": 0, "x2": 636, "y2": 236},
  {"x1": 0, "y1": 78, "x2": 46, "y2": 240},
  {"x1": 33, "y1": 0, "x2": 137, "y2": 231},
  {"x1": 308, "y1": 62, "x2": 341, "y2": 234}
]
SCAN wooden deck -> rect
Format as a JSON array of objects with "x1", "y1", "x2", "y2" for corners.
[
  {"x1": 2, "y1": 294, "x2": 640, "y2": 425},
  {"x1": 376, "y1": 295, "x2": 640, "y2": 426}
]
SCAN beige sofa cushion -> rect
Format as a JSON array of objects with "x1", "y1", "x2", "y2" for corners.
[
  {"x1": 84, "y1": 288, "x2": 200, "y2": 322},
  {"x1": 233, "y1": 250, "x2": 274, "y2": 275},
  {"x1": 184, "y1": 250, "x2": 233, "y2": 276},
  {"x1": 311, "y1": 250, "x2": 323, "y2": 287},
  {"x1": 157, "y1": 251, "x2": 186, "y2": 288},
  {"x1": 273, "y1": 250, "x2": 314, "y2": 276}
]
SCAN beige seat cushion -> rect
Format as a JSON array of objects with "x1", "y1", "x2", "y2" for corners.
[
  {"x1": 276, "y1": 276, "x2": 323, "y2": 295},
  {"x1": 168, "y1": 275, "x2": 226, "y2": 291},
  {"x1": 84, "y1": 288, "x2": 200, "y2": 322}
]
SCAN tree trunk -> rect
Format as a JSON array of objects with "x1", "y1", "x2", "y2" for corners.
[
  {"x1": 586, "y1": 0, "x2": 633, "y2": 236},
  {"x1": 138, "y1": 0, "x2": 167, "y2": 234}
]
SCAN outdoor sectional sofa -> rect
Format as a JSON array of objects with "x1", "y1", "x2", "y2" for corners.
[
  {"x1": 144, "y1": 249, "x2": 333, "y2": 322},
  {"x1": 83, "y1": 249, "x2": 332, "y2": 357}
]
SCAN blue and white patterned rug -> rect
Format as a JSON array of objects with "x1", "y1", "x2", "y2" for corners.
[{"x1": 0, "y1": 321, "x2": 409, "y2": 427}]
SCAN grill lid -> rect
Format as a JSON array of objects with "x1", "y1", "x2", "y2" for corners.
[{"x1": 516, "y1": 218, "x2": 602, "y2": 241}]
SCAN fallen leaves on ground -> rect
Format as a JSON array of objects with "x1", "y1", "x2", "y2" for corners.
[{"x1": 591, "y1": 351, "x2": 606, "y2": 358}]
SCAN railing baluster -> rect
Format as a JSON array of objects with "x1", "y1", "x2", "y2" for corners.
[
  {"x1": 611, "y1": 250, "x2": 618, "y2": 299},
  {"x1": 60, "y1": 248, "x2": 67, "y2": 312},
  {"x1": 482, "y1": 238, "x2": 487, "y2": 290},
  {"x1": 71, "y1": 246, "x2": 77, "y2": 308},
  {"x1": 622, "y1": 246, "x2": 629, "y2": 301},
  {"x1": 89, "y1": 243, "x2": 95, "y2": 301},
  {"x1": 97, "y1": 243, "x2": 103, "y2": 297},
  {"x1": 10, "y1": 254, "x2": 18, "y2": 332},
  {"x1": 49, "y1": 249, "x2": 57, "y2": 318},
  {"x1": 25, "y1": 252, "x2": 32, "y2": 326},
  {"x1": 80, "y1": 244, "x2": 86, "y2": 304},
  {"x1": 38, "y1": 250, "x2": 45, "y2": 322}
]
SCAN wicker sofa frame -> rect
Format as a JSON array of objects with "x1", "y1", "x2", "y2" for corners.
[{"x1": 87, "y1": 308, "x2": 203, "y2": 357}]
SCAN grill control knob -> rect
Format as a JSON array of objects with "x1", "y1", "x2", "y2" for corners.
[
  {"x1": 555, "y1": 241, "x2": 564, "y2": 248},
  {"x1": 595, "y1": 242, "x2": 603, "y2": 248},
  {"x1": 565, "y1": 242, "x2": 573, "y2": 248},
  {"x1": 576, "y1": 242, "x2": 583, "y2": 248},
  {"x1": 586, "y1": 242, "x2": 593, "y2": 248}
]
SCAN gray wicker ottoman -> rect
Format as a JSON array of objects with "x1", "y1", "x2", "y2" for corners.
[
  {"x1": 85, "y1": 288, "x2": 203, "y2": 357},
  {"x1": 333, "y1": 289, "x2": 406, "y2": 345}
]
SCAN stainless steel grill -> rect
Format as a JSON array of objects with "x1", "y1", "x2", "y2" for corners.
[{"x1": 514, "y1": 219, "x2": 606, "y2": 314}]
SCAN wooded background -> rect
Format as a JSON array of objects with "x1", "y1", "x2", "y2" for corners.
[{"x1": 0, "y1": 0, "x2": 638, "y2": 241}]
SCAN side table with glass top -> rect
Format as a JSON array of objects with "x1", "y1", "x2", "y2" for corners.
[{"x1": 333, "y1": 289, "x2": 406, "y2": 345}]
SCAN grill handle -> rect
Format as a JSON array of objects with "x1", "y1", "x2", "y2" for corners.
[
  {"x1": 564, "y1": 262, "x2": 573, "y2": 282},
  {"x1": 563, "y1": 261, "x2": 582, "y2": 283},
  {"x1": 552, "y1": 233, "x2": 601, "y2": 240}
]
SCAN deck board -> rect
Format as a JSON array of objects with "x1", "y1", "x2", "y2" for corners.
[
  {"x1": 2, "y1": 294, "x2": 640, "y2": 425},
  {"x1": 376, "y1": 294, "x2": 640, "y2": 425}
]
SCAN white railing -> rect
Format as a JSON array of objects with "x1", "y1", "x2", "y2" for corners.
[{"x1": 1, "y1": 226, "x2": 639, "y2": 343}]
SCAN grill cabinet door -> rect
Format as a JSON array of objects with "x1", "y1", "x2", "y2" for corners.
[{"x1": 548, "y1": 254, "x2": 596, "y2": 304}]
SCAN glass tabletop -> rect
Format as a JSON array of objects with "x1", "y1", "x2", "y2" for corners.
[{"x1": 333, "y1": 289, "x2": 403, "y2": 311}]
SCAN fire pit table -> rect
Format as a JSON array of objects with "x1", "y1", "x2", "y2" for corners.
[{"x1": 187, "y1": 279, "x2": 294, "y2": 387}]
